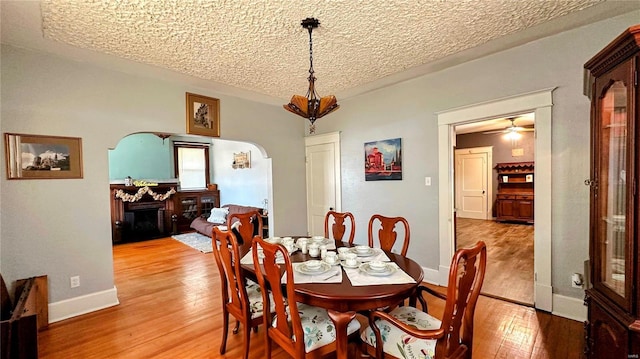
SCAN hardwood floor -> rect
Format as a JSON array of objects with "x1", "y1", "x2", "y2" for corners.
[
  {"x1": 456, "y1": 217, "x2": 534, "y2": 305},
  {"x1": 38, "y1": 237, "x2": 583, "y2": 358}
]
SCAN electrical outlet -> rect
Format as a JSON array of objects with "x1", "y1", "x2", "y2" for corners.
[
  {"x1": 425, "y1": 177, "x2": 431, "y2": 186},
  {"x1": 70, "y1": 276, "x2": 80, "y2": 288},
  {"x1": 571, "y1": 273, "x2": 583, "y2": 288}
]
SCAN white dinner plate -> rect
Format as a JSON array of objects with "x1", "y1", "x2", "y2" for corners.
[
  {"x1": 350, "y1": 247, "x2": 376, "y2": 257},
  {"x1": 359, "y1": 262, "x2": 396, "y2": 277},
  {"x1": 296, "y1": 261, "x2": 331, "y2": 275}
]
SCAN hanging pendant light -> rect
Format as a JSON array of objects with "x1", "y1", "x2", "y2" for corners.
[{"x1": 283, "y1": 18, "x2": 339, "y2": 134}]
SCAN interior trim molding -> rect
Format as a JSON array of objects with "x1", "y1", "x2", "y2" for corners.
[
  {"x1": 437, "y1": 87, "x2": 555, "y2": 312},
  {"x1": 421, "y1": 266, "x2": 440, "y2": 285},
  {"x1": 48, "y1": 286, "x2": 120, "y2": 323},
  {"x1": 552, "y1": 293, "x2": 587, "y2": 322}
]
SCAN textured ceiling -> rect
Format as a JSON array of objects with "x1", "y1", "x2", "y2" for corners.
[
  {"x1": 37, "y1": 0, "x2": 607, "y2": 101},
  {"x1": 2, "y1": 1, "x2": 638, "y2": 104}
]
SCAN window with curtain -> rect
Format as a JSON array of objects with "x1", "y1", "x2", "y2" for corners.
[{"x1": 174, "y1": 143, "x2": 210, "y2": 190}]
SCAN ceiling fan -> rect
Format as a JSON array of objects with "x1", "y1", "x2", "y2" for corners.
[{"x1": 483, "y1": 118, "x2": 535, "y2": 135}]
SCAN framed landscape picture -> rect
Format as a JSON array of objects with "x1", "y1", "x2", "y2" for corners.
[
  {"x1": 364, "y1": 137, "x2": 402, "y2": 181},
  {"x1": 5, "y1": 133, "x2": 83, "y2": 179},
  {"x1": 186, "y1": 92, "x2": 220, "y2": 137}
]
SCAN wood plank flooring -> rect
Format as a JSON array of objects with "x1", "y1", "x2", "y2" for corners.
[
  {"x1": 38, "y1": 237, "x2": 583, "y2": 358},
  {"x1": 456, "y1": 217, "x2": 534, "y2": 305}
]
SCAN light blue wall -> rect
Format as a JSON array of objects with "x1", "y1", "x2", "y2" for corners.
[{"x1": 108, "y1": 133, "x2": 173, "y2": 181}]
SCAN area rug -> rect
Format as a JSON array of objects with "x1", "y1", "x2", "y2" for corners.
[{"x1": 171, "y1": 232, "x2": 213, "y2": 253}]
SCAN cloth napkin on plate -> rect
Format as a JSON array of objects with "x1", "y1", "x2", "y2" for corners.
[
  {"x1": 282, "y1": 263, "x2": 343, "y2": 284},
  {"x1": 343, "y1": 263, "x2": 415, "y2": 286},
  {"x1": 240, "y1": 248, "x2": 285, "y2": 265}
]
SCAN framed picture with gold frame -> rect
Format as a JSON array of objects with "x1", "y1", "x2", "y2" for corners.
[
  {"x1": 4, "y1": 133, "x2": 83, "y2": 179},
  {"x1": 186, "y1": 92, "x2": 220, "y2": 137}
]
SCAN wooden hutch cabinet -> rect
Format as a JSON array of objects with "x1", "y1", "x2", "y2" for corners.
[
  {"x1": 494, "y1": 161, "x2": 534, "y2": 224},
  {"x1": 584, "y1": 25, "x2": 640, "y2": 358},
  {"x1": 173, "y1": 189, "x2": 220, "y2": 233}
]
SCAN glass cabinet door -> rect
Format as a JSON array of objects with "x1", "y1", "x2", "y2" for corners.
[{"x1": 596, "y1": 77, "x2": 629, "y2": 304}]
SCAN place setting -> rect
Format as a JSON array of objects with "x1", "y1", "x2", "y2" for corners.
[
  {"x1": 240, "y1": 237, "x2": 297, "y2": 265},
  {"x1": 338, "y1": 245, "x2": 415, "y2": 286},
  {"x1": 347, "y1": 245, "x2": 391, "y2": 262},
  {"x1": 284, "y1": 250, "x2": 343, "y2": 284}
]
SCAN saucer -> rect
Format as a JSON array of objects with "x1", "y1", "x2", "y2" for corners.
[
  {"x1": 324, "y1": 259, "x2": 341, "y2": 266},
  {"x1": 350, "y1": 247, "x2": 376, "y2": 257},
  {"x1": 296, "y1": 261, "x2": 331, "y2": 275},
  {"x1": 340, "y1": 260, "x2": 360, "y2": 269},
  {"x1": 359, "y1": 262, "x2": 396, "y2": 276}
]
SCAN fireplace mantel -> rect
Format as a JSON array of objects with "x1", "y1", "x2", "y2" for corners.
[{"x1": 110, "y1": 182, "x2": 179, "y2": 243}]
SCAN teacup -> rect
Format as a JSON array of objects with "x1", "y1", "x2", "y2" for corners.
[
  {"x1": 308, "y1": 243, "x2": 320, "y2": 258},
  {"x1": 368, "y1": 260, "x2": 387, "y2": 272},
  {"x1": 284, "y1": 242, "x2": 296, "y2": 253},
  {"x1": 304, "y1": 259, "x2": 323, "y2": 270},
  {"x1": 266, "y1": 237, "x2": 281, "y2": 244},
  {"x1": 312, "y1": 236, "x2": 326, "y2": 245},
  {"x1": 344, "y1": 253, "x2": 358, "y2": 267},
  {"x1": 297, "y1": 238, "x2": 309, "y2": 254},
  {"x1": 337, "y1": 247, "x2": 350, "y2": 260},
  {"x1": 354, "y1": 245, "x2": 370, "y2": 254},
  {"x1": 319, "y1": 244, "x2": 328, "y2": 259},
  {"x1": 324, "y1": 251, "x2": 338, "y2": 265},
  {"x1": 282, "y1": 237, "x2": 295, "y2": 246}
]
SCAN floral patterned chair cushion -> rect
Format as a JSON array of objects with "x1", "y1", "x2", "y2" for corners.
[
  {"x1": 245, "y1": 279, "x2": 275, "y2": 319},
  {"x1": 361, "y1": 306, "x2": 442, "y2": 359},
  {"x1": 273, "y1": 303, "x2": 361, "y2": 353}
]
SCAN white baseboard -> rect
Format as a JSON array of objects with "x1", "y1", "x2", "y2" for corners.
[
  {"x1": 438, "y1": 265, "x2": 450, "y2": 287},
  {"x1": 552, "y1": 293, "x2": 587, "y2": 322},
  {"x1": 421, "y1": 266, "x2": 440, "y2": 285},
  {"x1": 48, "y1": 286, "x2": 120, "y2": 323},
  {"x1": 535, "y1": 283, "x2": 553, "y2": 312}
]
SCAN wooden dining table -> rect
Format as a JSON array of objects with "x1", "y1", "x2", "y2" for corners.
[{"x1": 239, "y1": 239, "x2": 424, "y2": 359}]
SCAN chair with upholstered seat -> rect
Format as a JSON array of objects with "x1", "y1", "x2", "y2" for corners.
[
  {"x1": 361, "y1": 241, "x2": 487, "y2": 359},
  {"x1": 252, "y1": 237, "x2": 361, "y2": 358},
  {"x1": 227, "y1": 210, "x2": 263, "y2": 245},
  {"x1": 211, "y1": 227, "x2": 270, "y2": 359},
  {"x1": 368, "y1": 214, "x2": 410, "y2": 256},
  {"x1": 324, "y1": 210, "x2": 356, "y2": 244}
]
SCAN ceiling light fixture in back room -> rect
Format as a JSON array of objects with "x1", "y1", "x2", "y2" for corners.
[{"x1": 284, "y1": 17, "x2": 339, "y2": 135}]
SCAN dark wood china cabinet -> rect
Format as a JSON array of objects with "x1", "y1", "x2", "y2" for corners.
[
  {"x1": 494, "y1": 161, "x2": 534, "y2": 224},
  {"x1": 584, "y1": 25, "x2": 640, "y2": 358}
]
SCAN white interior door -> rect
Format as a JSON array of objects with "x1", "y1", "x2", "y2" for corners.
[
  {"x1": 454, "y1": 148, "x2": 491, "y2": 219},
  {"x1": 305, "y1": 132, "x2": 341, "y2": 236}
]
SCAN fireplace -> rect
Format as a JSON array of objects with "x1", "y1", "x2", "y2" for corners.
[
  {"x1": 110, "y1": 182, "x2": 178, "y2": 244},
  {"x1": 122, "y1": 201, "x2": 166, "y2": 241}
]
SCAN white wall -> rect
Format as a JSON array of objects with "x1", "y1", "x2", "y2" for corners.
[
  {"x1": 211, "y1": 139, "x2": 270, "y2": 209},
  {"x1": 317, "y1": 11, "x2": 640, "y2": 299},
  {"x1": 0, "y1": 45, "x2": 308, "y2": 314}
]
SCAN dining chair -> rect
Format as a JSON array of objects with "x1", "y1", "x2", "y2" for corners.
[
  {"x1": 227, "y1": 210, "x2": 263, "y2": 245},
  {"x1": 251, "y1": 237, "x2": 361, "y2": 358},
  {"x1": 324, "y1": 210, "x2": 356, "y2": 244},
  {"x1": 361, "y1": 241, "x2": 487, "y2": 359},
  {"x1": 211, "y1": 227, "x2": 271, "y2": 359},
  {"x1": 368, "y1": 214, "x2": 410, "y2": 256}
]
